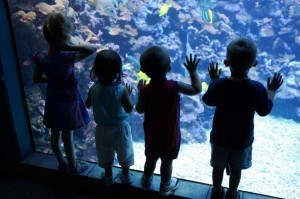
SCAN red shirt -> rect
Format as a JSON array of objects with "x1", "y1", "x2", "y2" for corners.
[{"x1": 140, "y1": 78, "x2": 181, "y2": 159}]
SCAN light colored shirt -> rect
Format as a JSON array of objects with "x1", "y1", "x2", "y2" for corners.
[{"x1": 90, "y1": 82, "x2": 128, "y2": 125}]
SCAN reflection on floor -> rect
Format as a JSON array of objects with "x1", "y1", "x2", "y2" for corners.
[{"x1": 1, "y1": 152, "x2": 282, "y2": 199}]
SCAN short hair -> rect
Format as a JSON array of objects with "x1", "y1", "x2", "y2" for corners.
[
  {"x1": 140, "y1": 46, "x2": 171, "y2": 78},
  {"x1": 43, "y1": 13, "x2": 72, "y2": 44},
  {"x1": 226, "y1": 38, "x2": 257, "y2": 71},
  {"x1": 91, "y1": 49, "x2": 122, "y2": 84}
]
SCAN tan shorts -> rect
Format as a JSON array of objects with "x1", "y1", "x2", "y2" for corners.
[{"x1": 95, "y1": 121, "x2": 134, "y2": 168}]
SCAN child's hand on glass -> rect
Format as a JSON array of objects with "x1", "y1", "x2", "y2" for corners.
[
  {"x1": 268, "y1": 72, "x2": 283, "y2": 91},
  {"x1": 208, "y1": 62, "x2": 221, "y2": 81},
  {"x1": 184, "y1": 54, "x2": 200, "y2": 73},
  {"x1": 137, "y1": 79, "x2": 146, "y2": 91},
  {"x1": 125, "y1": 83, "x2": 133, "y2": 96}
]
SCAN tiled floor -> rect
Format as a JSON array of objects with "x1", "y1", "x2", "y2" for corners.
[{"x1": 21, "y1": 152, "x2": 282, "y2": 199}]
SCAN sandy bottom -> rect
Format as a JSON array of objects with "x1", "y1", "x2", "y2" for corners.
[{"x1": 130, "y1": 116, "x2": 300, "y2": 199}]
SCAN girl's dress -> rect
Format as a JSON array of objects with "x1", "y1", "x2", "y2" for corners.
[{"x1": 33, "y1": 51, "x2": 90, "y2": 131}]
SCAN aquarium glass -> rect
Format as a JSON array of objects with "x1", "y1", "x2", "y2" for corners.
[{"x1": 7, "y1": 0, "x2": 300, "y2": 198}]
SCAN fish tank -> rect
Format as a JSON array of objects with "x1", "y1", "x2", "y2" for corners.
[{"x1": 6, "y1": 0, "x2": 299, "y2": 198}]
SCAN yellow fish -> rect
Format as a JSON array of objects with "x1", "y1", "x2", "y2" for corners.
[
  {"x1": 138, "y1": 71, "x2": 151, "y2": 84},
  {"x1": 208, "y1": 9, "x2": 213, "y2": 24},
  {"x1": 201, "y1": 82, "x2": 208, "y2": 93},
  {"x1": 159, "y1": 3, "x2": 172, "y2": 16}
]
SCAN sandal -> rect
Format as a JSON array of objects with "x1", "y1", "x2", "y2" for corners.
[{"x1": 67, "y1": 160, "x2": 89, "y2": 176}]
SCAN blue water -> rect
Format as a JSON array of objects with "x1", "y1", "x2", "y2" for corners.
[{"x1": 7, "y1": 0, "x2": 300, "y2": 198}]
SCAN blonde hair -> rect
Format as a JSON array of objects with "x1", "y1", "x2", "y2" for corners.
[{"x1": 43, "y1": 13, "x2": 72, "y2": 45}]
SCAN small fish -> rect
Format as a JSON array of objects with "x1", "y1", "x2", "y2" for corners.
[
  {"x1": 208, "y1": 9, "x2": 213, "y2": 24},
  {"x1": 159, "y1": 3, "x2": 172, "y2": 16},
  {"x1": 201, "y1": 82, "x2": 208, "y2": 93},
  {"x1": 126, "y1": 54, "x2": 140, "y2": 70},
  {"x1": 202, "y1": 9, "x2": 217, "y2": 24},
  {"x1": 138, "y1": 71, "x2": 151, "y2": 84}
]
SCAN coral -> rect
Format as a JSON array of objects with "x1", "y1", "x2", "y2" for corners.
[
  {"x1": 131, "y1": 35, "x2": 155, "y2": 51},
  {"x1": 53, "y1": 0, "x2": 69, "y2": 13},
  {"x1": 118, "y1": 5, "x2": 132, "y2": 21},
  {"x1": 108, "y1": 25, "x2": 122, "y2": 36},
  {"x1": 199, "y1": 24, "x2": 219, "y2": 35},
  {"x1": 15, "y1": 10, "x2": 36, "y2": 24},
  {"x1": 35, "y1": 0, "x2": 73, "y2": 16},
  {"x1": 35, "y1": 2, "x2": 54, "y2": 15},
  {"x1": 259, "y1": 25, "x2": 274, "y2": 37},
  {"x1": 123, "y1": 24, "x2": 138, "y2": 37}
]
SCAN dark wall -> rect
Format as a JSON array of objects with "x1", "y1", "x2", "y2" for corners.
[
  {"x1": 0, "y1": 1, "x2": 34, "y2": 162},
  {"x1": 0, "y1": 56, "x2": 20, "y2": 162}
]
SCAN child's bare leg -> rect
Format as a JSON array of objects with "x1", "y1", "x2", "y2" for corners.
[
  {"x1": 212, "y1": 167, "x2": 224, "y2": 192},
  {"x1": 121, "y1": 166, "x2": 130, "y2": 175},
  {"x1": 50, "y1": 130, "x2": 67, "y2": 167},
  {"x1": 144, "y1": 158, "x2": 157, "y2": 178},
  {"x1": 160, "y1": 158, "x2": 173, "y2": 183},
  {"x1": 227, "y1": 168, "x2": 241, "y2": 198},
  {"x1": 62, "y1": 130, "x2": 76, "y2": 168},
  {"x1": 104, "y1": 167, "x2": 113, "y2": 177}
]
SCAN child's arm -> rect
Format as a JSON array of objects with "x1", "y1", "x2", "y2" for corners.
[
  {"x1": 135, "y1": 80, "x2": 146, "y2": 113},
  {"x1": 267, "y1": 72, "x2": 283, "y2": 102},
  {"x1": 177, "y1": 54, "x2": 202, "y2": 95},
  {"x1": 121, "y1": 83, "x2": 134, "y2": 113},
  {"x1": 208, "y1": 62, "x2": 222, "y2": 82},
  {"x1": 33, "y1": 64, "x2": 47, "y2": 83},
  {"x1": 85, "y1": 87, "x2": 92, "y2": 108},
  {"x1": 62, "y1": 43, "x2": 97, "y2": 62}
]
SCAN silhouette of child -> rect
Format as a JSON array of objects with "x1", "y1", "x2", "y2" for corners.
[
  {"x1": 85, "y1": 49, "x2": 134, "y2": 186},
  {"x1": 202, "y1": 38, "x2": 283, "y2": 199},
  {"x1": 33, "y1": 13, "x2": 97, "y2": 175},
  {"x1": 136, "y1": 46, "x2": 202, "y2": 196}
]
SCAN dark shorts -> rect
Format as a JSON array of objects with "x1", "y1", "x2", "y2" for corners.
[
  {"x1": 210, "y1": 143, "x2": 252, "y2": 170},
  {"x1": 145, "y1": 142, "x2": 180, "y2": 160}
]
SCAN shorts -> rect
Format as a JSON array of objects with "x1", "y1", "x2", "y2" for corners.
[
  {"x1": 95, "y1": 121, "x2": 134, "y2": 168},
  {"x1": 210, "y1": 143, "x2": 252, "y2": 170}
]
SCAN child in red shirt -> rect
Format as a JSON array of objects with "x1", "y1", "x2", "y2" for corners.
[{"x1": 136, "y1": 46, "x2": 202, "y2": 196}]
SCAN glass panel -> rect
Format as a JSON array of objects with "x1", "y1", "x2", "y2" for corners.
[{"x1": 7, "y1": 1, "x2": 299, "y2": 198}]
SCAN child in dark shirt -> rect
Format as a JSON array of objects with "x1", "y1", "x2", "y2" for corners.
[
  {"x1": 136, "y1": 46, "x2": 202, "y2": 196},
  {"x1": 202, "y1": 38, "x2": 283, "y2": 199}
]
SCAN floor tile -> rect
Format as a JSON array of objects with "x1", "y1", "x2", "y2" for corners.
[
  {"x1": 37, "y1": 154, "x2": 58, "y2": 170},
  {"x1": 175, "y1": 179, "x2": 210, "y2": 199},
  {"x1": 243, "y1": 192, "x2": 281, "y2": 199},
  {"x1": 22, "y1": 152, "x2": 47, "y2": 166},
  {"x1": 22, "y1": 153, "x2": 282, "y2": 199}
]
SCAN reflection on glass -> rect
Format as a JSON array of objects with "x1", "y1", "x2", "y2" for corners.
[{"x1": 7, "y1": 1, "x2": 300, "y2": 198}]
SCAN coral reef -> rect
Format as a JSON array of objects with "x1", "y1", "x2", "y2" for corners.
[{"x1": 6, "y1": 0, "x2": 300, "y2": 173}]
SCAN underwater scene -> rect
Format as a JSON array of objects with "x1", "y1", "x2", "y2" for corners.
[{"x1": 6, "y1": 0, "x2": 300, "y2": 198}]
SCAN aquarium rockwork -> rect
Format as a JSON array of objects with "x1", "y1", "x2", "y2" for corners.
[{"x1": 6, "y1": 0, "x2": 300, "y2": 198}]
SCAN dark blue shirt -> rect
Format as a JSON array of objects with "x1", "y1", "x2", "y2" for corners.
[{"x1": 202, "y1": 78, "x2": 273, "y2": 149}]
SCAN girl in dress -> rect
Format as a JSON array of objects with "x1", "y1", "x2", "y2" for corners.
[{"x1": 33, "y1": 13, "x2": 97, "y2": 175}]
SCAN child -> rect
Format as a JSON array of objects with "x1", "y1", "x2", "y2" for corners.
[
  {"x1": 202, "y1": 38, "x2": 283, "y2": 199},
  {"x1": 33, "y1": 13, "x2": 97, "y2": 175},
  {"x1": 135, "y1": 46, "x2": 202, "y2": 196},
  {"x1": 85, "y1": 49, "x2": 134, "y2": 186}
]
